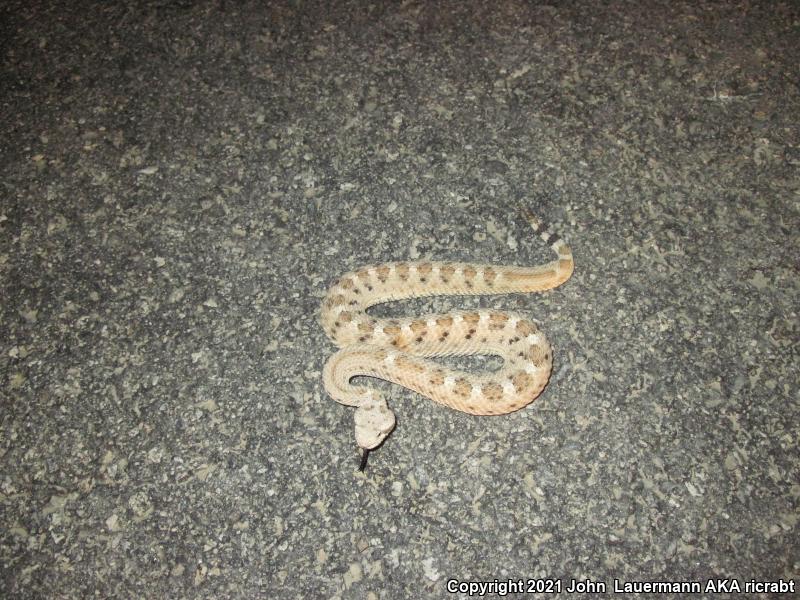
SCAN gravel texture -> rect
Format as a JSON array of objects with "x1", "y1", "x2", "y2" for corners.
[{"x1": 1, "y1": 1, "x2": 798, "y2": 598}]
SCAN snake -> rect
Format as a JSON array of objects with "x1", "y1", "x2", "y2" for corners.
[{"x1": 320, "y1": 210, "x2": 574, "y2": 468}]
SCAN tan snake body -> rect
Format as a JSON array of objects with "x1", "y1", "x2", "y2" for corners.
[{"x1": 320, "y1": 212, "x2": 574, "y2": 461}]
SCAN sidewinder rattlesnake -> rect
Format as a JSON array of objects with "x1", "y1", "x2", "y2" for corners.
[{"x1": 320, "y1": 210, "x2": 574, "y2": 469}]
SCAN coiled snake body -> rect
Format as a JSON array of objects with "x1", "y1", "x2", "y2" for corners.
[{"x1": 320, "y1": 212, "x2": 573, "y2": 467}]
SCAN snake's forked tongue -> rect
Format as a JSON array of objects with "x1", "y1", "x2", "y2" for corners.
[{"x1": 358, "y1": 448, "x2": 370, "y2": 471}]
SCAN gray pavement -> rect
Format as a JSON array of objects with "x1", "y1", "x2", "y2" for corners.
[{"x1": 1, "y1": 1, "x2": 798, "y2": 597}]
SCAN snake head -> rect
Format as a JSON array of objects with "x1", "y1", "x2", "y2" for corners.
[{"x1": 354, "y1": 395, "x2": 396, "y2": 450}]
